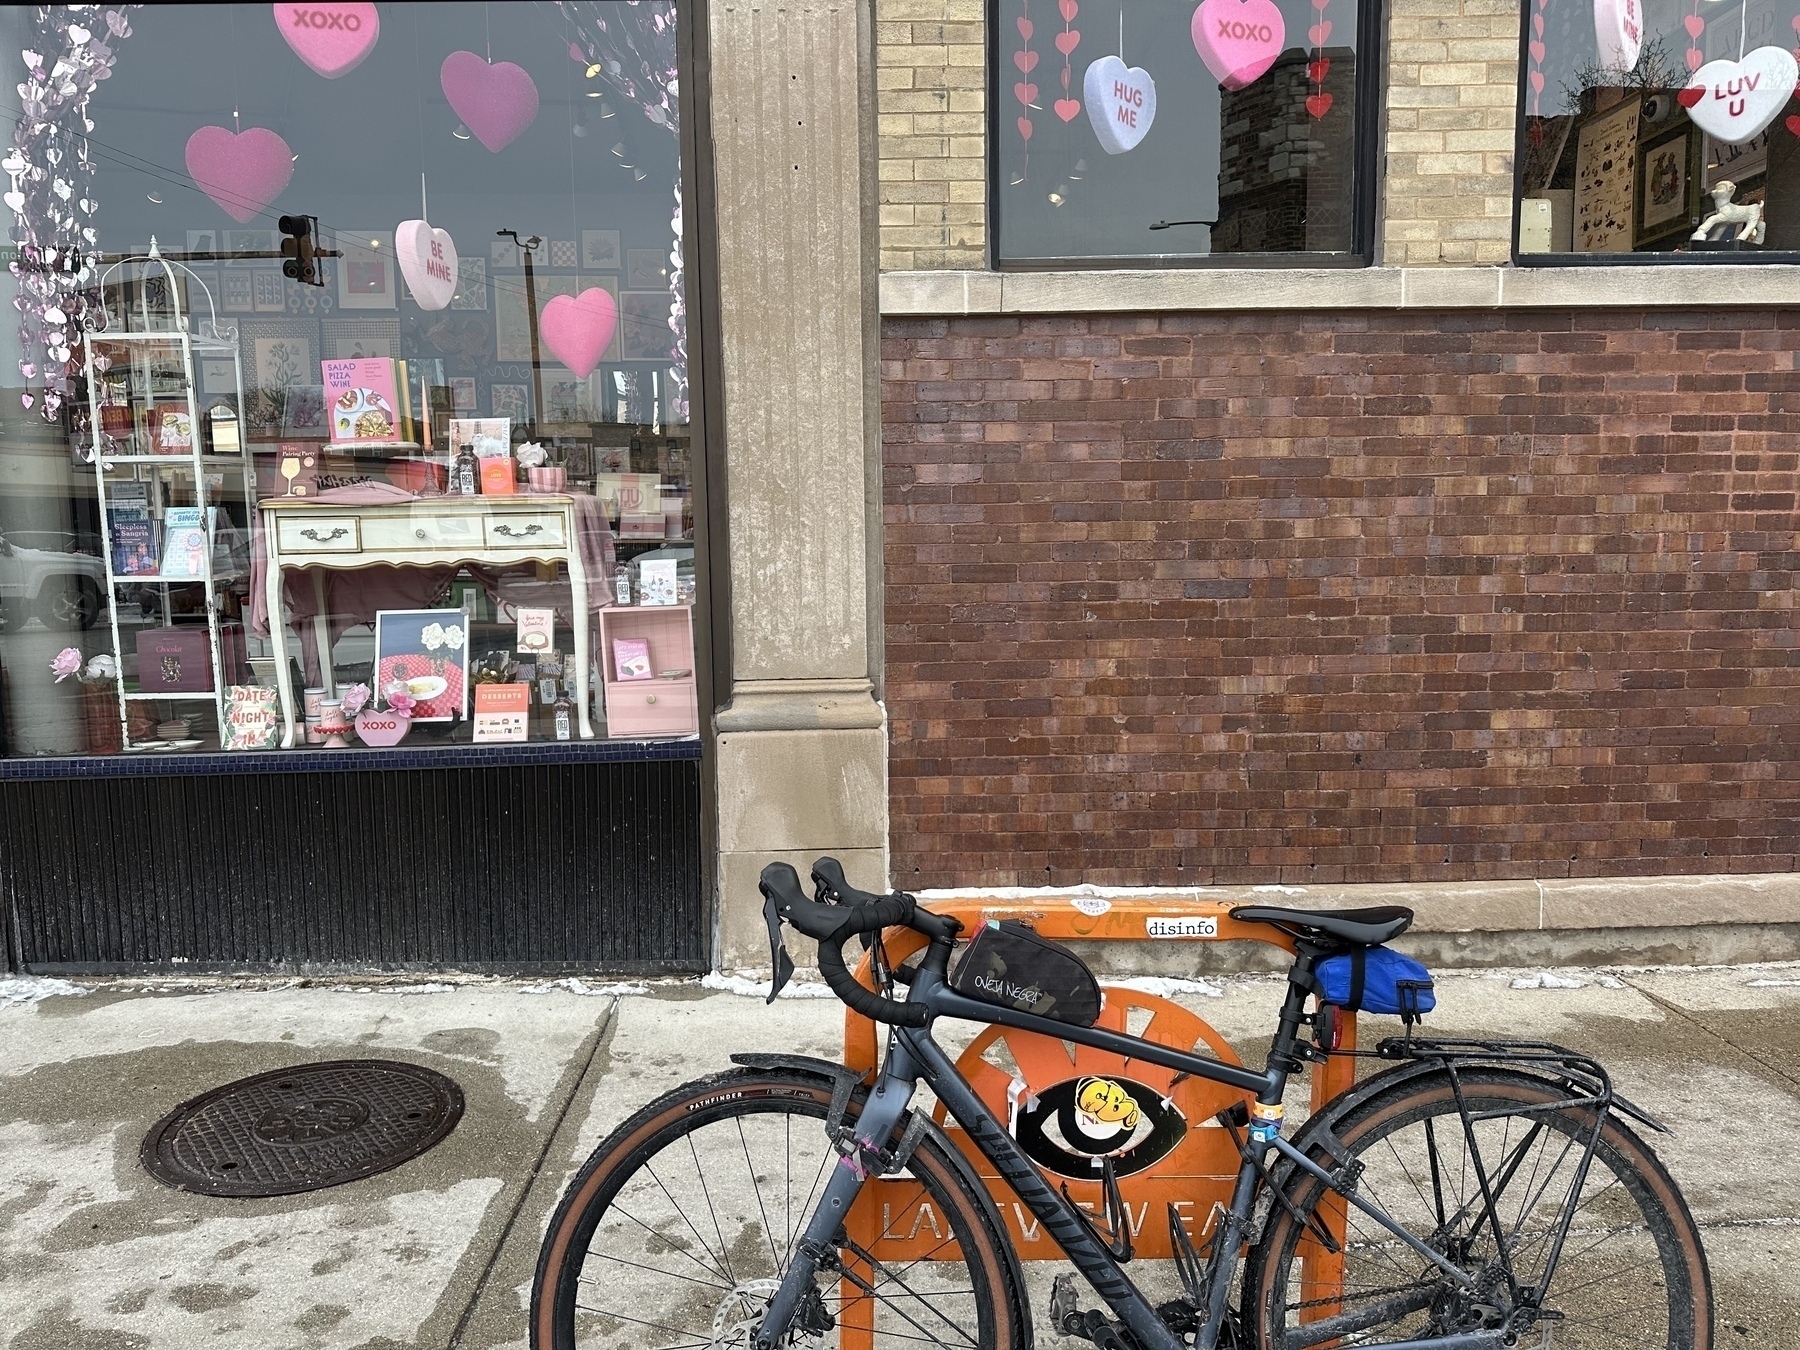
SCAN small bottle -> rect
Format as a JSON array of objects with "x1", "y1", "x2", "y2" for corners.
[
  {"x1": 453, "y1": 441, "x2": 479, "y2": 496},
  {"x1": 553, "y1": 689, "x2": 573, "y2": 741},
  {"x1": 614, "y1": 570, "x2": 632, "y2": 606}
]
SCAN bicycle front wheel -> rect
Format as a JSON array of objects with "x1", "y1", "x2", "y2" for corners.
[
  {"x1": 530, "y1": 1066, "x2": 1024, "y2": 1350},
  {"x1": 1247, "y1": 1065, "x2": 1712, "y2": 1349}
]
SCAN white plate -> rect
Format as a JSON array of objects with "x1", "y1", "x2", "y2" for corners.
[
  {"x1": 407, "y1": 675, "x2": 448, "y2": 700},
  {"x1": 165, "y1": 738, "x2": 203, "y2": 749}
]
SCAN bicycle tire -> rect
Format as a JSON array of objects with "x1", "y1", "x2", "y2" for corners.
[
  {"x1": 530, "y1": 1066, "x2": 1027, "y2": 1350},
  {"x1": 1246, "y1": 1065, "x2": 1712, "y2": 1349}
]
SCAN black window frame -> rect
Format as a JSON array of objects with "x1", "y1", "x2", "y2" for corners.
[{"x1": 985, "y1": 0, "x2": 1386, "y2": 270}]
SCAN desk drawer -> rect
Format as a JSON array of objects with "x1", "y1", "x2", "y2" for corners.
[
  {"x1": 484, "y1": 512, "x2": 567, "y2": 549},
  {"x1": 276, "y1": 516, "x2": 361, "y2": 553},
  {"x1": 360, "y1": 514, "x2": 484, "y2": 551},
  {"x1": 604, "y1": 679, "x2": 697, "y2": 738}
]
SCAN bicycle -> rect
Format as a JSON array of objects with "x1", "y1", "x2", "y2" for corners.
[{"x1": 531, "y1": 858, "x2": 1712, "y2": 1349}]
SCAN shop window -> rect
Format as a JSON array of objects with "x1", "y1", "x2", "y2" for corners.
[
  {"x1": 1516, "y1": 0, "x2": 1800, "y2": 258},
  {"x1": 0, "y1": 3, "x2": 701, "y2": 762},
  {"x1": 989, "y1": 0, "x2": 1379, "y2": 266}
]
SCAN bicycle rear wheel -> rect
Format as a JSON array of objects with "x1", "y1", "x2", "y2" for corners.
[
  {"x1": 530, "y1": 1066, "x2": 1024, "y2": 1350},
  {"x1": 1247, "y1": 1065, "x2": 1712, "y2": 1349}
]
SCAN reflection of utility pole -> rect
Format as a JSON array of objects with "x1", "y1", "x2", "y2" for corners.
[{"x1": 497, "y1": 230, "x2": 544, "y2": 433}]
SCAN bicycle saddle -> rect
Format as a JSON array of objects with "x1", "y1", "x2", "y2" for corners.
[{"x1": 1229, "y1": 904, "x2": 1413, "y2": 947}]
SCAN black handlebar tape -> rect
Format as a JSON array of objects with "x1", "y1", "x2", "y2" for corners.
[{"x1": 816, "y1": 911, "x2": 931, "y2": 1028}]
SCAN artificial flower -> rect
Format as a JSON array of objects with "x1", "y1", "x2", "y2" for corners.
[
  {"x1": 442, "y1": 623, "x2": 465, "y2": 650},
  {"x1": 387, "y1": 692, "x2": 417, "y2": 715},
  {"x1": 49, "y1": 646, "x2": 80, "y2": 681},
  {"x1": 421, "y1": 622, "x2": 445, "y2": 651},
  {"x1": 83, "y1": 653, "x2": 116, "y2": 682},
  {"x1": 340, "y1": 682, "x2": 371, "y2": 717}
]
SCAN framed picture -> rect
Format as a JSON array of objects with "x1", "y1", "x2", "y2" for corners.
[
  {"x1": 1704, "y1": 127, "x2": 1769, "y2": 190},
  {"x1": 491, "y1": 382, "x2": 530, "y2": 421},
  {"x1": 625, "y1": 248, "x2": 667, "y2": 288},
  {"x1": 220, "y1": 270, "x2": 254, "y2": 313},
  {"x1": 333, "y1": 229, "x2": 396, "y2": 310},
  {"x1": 545, "y1": 374, "x2": 586, "y2": 423},
  {"x1": 490, "y1": 237, "x2": 521, "y2": 270},
  {"x1": 252, "y1": 267, "x2": 286, "y2": 313},
  {"x1": 199, "y1": 357, "x2": 237, "y2": 395},
  {"x1": 224, "y1": 228, "x2": 275, "y2": 265},
  {"x1": 494, "y1": 272, "x2": 591, "y2": 362},
  {"x1": 620, "y1": 290, "x2": 673, "y2": 361},
  {"x1": 581, "y1": 230, "x2": 620, "y2": 269},
  {"x1": 321, "y1": 317, "x2": 402, "y2": 360},
  {"x1": 549, "y1": 239, "x2": 579, "y2": 268},
  {"x1": 373, "y1": 609, "x2": 471, "y2": 722},
  {"x1": 280, "y1": 384, "x2": 328, "y2": 437},
  {"x1": 1573, "y1": 100, "x2": 1638, "y2": 252},
  {"x1": 1638, "y1": 127, "x2": 1693, "y2": 238},
  {"x1": 240, "y1": 320, "x2": 317, "y2": 439},
  {"x1": 451, "y1": 255, "x2": 487, "y2": 310},
  {"x1": 450, "y1": 376, "x2": 477, "y2": 411},
  {"x1": 186, "y1": 228, "x2": 219, "y2": 259}
]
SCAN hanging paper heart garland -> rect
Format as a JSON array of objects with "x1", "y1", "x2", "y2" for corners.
[
  {"x1": 1191, "y1": 0, "x2": 1285, "y2": 91},
  {"x1": 1083, "y1": 55, "x2": 1155, "y2": 153},
  {"x1": 1014, "y1": 2, "x2": 1038, "y2": 168},
  {"x1": 539, "y1": 288, "x2": 618, "y2": 379},
  {"x1": 1682, "y1": 47, "x2": 1799, "y2": 145},
  {"x1": 273, "y1": 1, "x2": 380, "y2": 78},
  {"x1": 184, "y1": 126, "x2": 294, "y2": 223},
  {"x1": 1592, "y1": 0, "x2": 1642, "y2": 74},
  {"x1": 395, "y1": 219, "x2": 457, "y2": 310},
  {"x1": 1053, "y1": 0, "x2": 1081, "y2": 121},
  {"x1": 440, "y1": 51, "x2": 539, "y2": 152}
]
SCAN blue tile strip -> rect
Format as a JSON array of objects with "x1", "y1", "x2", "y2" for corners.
[{"x1": 0, "y1": 736, "x2": 702, "y2": 780}]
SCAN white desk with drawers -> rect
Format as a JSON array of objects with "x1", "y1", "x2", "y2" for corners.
[{"x1": 260, "y1": 494, "x2": 593, "y2": 747}]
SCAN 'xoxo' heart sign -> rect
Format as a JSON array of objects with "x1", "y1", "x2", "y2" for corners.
[
  {"x1": 1592, "y1": 0, "x2": 1641, "y2": 75},
  {"x1": 395, "y1": 219, "x2": 458, "y2": 311},
  {"x1": 1191, "y1": 0, "x2": 1285, "y2": 91},
  {"x1": 274, "y1": 2, "x2": 380, "y2": 79},
  {"x1": 1083, "y1": 55, "x2": 1156, "y2": 154},
  {"x1": 1683, "y1": 47, "x2": 1799, "y2": 145}
]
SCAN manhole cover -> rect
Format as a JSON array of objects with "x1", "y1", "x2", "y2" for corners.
[{"x1": 141, "y1": 1059, "x2": 464, "y2": 1198}]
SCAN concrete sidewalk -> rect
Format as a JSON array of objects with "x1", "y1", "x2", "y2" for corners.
[{"x1": 2, "y1": 962, "x2": 1798, "y2": 1348}]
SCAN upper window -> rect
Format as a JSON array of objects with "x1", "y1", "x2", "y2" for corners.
[
  {"x1": 990, "y1": 0, "x2": 1375, "y2": 266},
  {"x1": 1516, "y1": 0, "x2": 1800, "y2": 258}
]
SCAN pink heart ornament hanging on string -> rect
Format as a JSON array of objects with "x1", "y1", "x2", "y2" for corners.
[
  {"x1": 539, "y1": 288, "x2": 618, "y2": 379},
  {"x1": 1592, "y1": 0, "x2": 1642, "y2": 74},
  {"x1": 1192, "y1": 0, "x2": 1285, "y2": 90},
  {"x1": 1083, "y1": 55, "x2": 1155, "y2": 153},
  {"x1": 395, "y1": 219, "x2": 458, "y2": 311},
  {"x1": 1684, "y1": 47, "x2": 1799, "y2": 144},
  {"x1": 440, "y1": 51, "x2": 539, "y2": 152},
  {"x1": 273, "y1": 1, "x2": 380, "y2": 78},
  {"x1": 184, "y1": 126, "x2": 294, "y2": 223}
]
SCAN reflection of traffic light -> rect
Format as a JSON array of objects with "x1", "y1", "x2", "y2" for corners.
[{"x1": 279, "y1": 214, "x2": 322, "y2": 286}]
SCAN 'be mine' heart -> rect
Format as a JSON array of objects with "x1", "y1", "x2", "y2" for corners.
[
  {"x1": 395, "y1": 219, "x2": 458, "y2": 311},
  {"x1": 1683, "y1": 47, "x2": 1799, "y2": 145},
  {"x1": 184, "y1": 125, "x2": 293, "y2": 223},
  {"x1": 1083, "y1": 55, "x2": 1156, "y2": 154},
  {"x1": 539, "y1": 288, "x2": 618, "y2": 379},
  {"x1": 440, "y1": 51, "x2": 539, "y2": 152},
  {"x1": 1593, "y1": 0, "x2": 1642, "y2": 74},
  {"x1": 1192, "y1": 0, "x2": 1285, "y2": 90},
  {"x1": 274, "y1": 1, "x2": 379, "y2": 79}
]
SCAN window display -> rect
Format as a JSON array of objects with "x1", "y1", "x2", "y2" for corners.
[
  {"x1": 992, "y1": 0, "x2": 1376, "y2": 264},
  {"x1": 0, "y1": 2, "x2": 699, "y2": 760},
  {"x1": 1515, "y1": 0, "x2": 1800, "y2": 256}
]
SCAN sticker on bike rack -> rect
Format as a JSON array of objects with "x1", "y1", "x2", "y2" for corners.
[
  {"x1": 1070, "y1": 896, "x2": 1112, "y2": 917},
  {"x1": 1144, "y1": 915, "x2": 1220, "y2": 938}
]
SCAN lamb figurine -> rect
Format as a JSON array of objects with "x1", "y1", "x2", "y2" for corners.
[{"x1": 1691, "y1": 180, "x2": 1766, "y2": 245}]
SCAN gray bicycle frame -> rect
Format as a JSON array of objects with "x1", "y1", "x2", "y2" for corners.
[{"x1": 753, "y1": 962, "x2": 1518, "y2": 1350}]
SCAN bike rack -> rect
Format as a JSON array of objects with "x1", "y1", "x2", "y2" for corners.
[{"x1": 842, "y1": 896, "x2": 1354, "y2": 1344}]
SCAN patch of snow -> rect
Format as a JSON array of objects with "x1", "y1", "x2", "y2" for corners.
[
  {"x1": 1509, "y1": 972, "x2": 1587, "y2": 990},
  {"x1": 701, "y1": 971, "x2": 837, "y2": 1000},
  {"x1": 519, "y1": 977, "x2": 648, "y2": 997},
  {"x1": 0, "y1": 976, "x2": 86, "y2": 1008},
  {"x1": 1250, "y1": 884, "x2": 1308, "y2": 895},
  {"x1": 368, "y1": 982, "x2": 457, "y2": 996},
  {"x1": 1748, "y1": 978, "x2": 1800, "y2": 988},
  {"x1": 1109, "y1": 976, "x2": 1224, "y2": 999}
]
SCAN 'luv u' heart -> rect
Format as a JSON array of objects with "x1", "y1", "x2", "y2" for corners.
[
  {"x1": 274, "y1": 1, "x2": 380, "y2": 79},
  {"x1": 440, "y1": 51, "x2": 540, "y2": 152},
  {"x1": 1592, "y1": 0, "x2": 1642, "y2": 74},
  {"x1": 539, "y1": 288, "x2": 618, "y2": 379},
  {"x1": 1083, "y1": 55, "x2": 1156, "y2": 154},
  {"x1": 395, "y1": 219, "x2": 458, "y2": 311},
  {"x1": 184, "y1": 125, "x2": 294, "y2": 224},
  {"x1": 1683, "y1": 47, "x2": 1799, "y2": 145},
  {"x1": 1192, "y1": 0, "x2": 1285, "y2": 91}
]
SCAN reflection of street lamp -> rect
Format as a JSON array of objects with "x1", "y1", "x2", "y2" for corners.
[{"x1": 497, "y1": 229, "x2": 543, "y2": 432}]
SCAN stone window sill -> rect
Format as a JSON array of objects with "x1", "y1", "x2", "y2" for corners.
[{"x1": 879, "y1": 265, "x2": 1800, "y2": 315}]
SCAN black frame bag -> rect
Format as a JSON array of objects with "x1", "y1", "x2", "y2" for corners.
[{"x1": 949, "y1": 919, "x2": 1103, "y2": 1027}]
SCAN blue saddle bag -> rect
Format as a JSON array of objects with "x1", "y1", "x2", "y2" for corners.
[{"x1": 1315, "y1": 946, "x2": 1435, "y2": 1020}]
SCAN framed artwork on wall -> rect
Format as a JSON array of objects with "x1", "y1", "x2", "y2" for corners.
[
  {"x1": 625, "y1": 248, "x2": 667, "y2": 288},
  {"x1": 451, "y1": 256, "x2": 487, "y2": 310},
  {"x1": 1573, "y1": 100, "x2": 1639, "y2": 252},
  {"x1": 321, "y1": 317, "x2": 402, "y2": 360},
  {"x1": 490, "y1": 237, "x2": 521, "y2": 270},
  {"x1": 620, "y1": 291, "x2": 673, "y2": 361},
  {"x1": 581, "y1": 230, "x2": 620, "y2": 269},
  {"x1": 334, "y1": 229, "x2": 397, "y2": 310},
  {"x1": 494, "y1": 272, "x2": 590, "y2": 363},
  {"x1": 491, "y1": 383, "x2": 530, "y2": 421},
  {"x1": 549, "y1": 239, "x2": 579, "y2": 268},
  {"x1": 1638, "y1": 126, "x2": 1694, "y2": 242},
  {"x1": 239, "y1": 319, "x2": 318, "y2": 439}
]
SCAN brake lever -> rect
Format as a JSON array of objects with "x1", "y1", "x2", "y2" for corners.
[{"x1": 762, "y1": 892, "x2": 797, "y2": 1005}]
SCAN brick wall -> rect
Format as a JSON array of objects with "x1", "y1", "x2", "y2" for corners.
[
  {"x1": 882, "y1": 311, "x2": 1800, "y2": 889},
  {"x1": 876, "y1": 0, "x2": 987, "y2": 270}
]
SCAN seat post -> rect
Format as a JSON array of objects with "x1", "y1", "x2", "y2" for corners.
[{"x1": 1268, "y1": 943, "x2": 1323, "y2": 1078}]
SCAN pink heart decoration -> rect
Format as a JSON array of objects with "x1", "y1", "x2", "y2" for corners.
[
  {"x1": 1059, "y1": 0, "x2": 1078, "y2": 19},
  {"x1": 1529, "y1": 69, "x2": 1546, "y2": 92},
  {"x1": 1308, "y1": 20, "x2": 1332, "y2": 44},
  {"x1": 1592, "y1": 0, "x2": 1641, "y2": 73},
  {"x1": 1014, "y1": 81, "x2": 1038, "y2": 105},
  {"x1": 1308, "y1": 58, "x2": 1330, "y2": 82},
  {"x1": 539, "y1": 288, "x2": 617, "y2": 379},
  {"x1": 1529, "y1": 39, "x2": 1546, "y2": 63},
  {"x1": 395, "y1": 219, "x2": 458, "y2": 311},
  {"x1": 184, "y1": 126, "x2": 293, "y2": 224},
  {"x1": 1055, "y1": 29, "x2": 1081, "y2": 55},
  {"x1": 1017, "y1": 15, "x2": 1033, "y2": 38},
  {"x1": 1533, "y1": 13, "x2": 1544, "y2": 36},
  {"x1": 1053, "y1": 97, "x2": 1081, "y2": 121},
  {"x1": 1683, "y1": 14, "x2": 1705, "y2": 38},
  {"x1": 1014, "y1": 49, "x2": 1039, "y2": 72},
  {"x1": 1676, "y1": 84, "x2": 1703, "y2": 107},
  {"x1": 272, "y1": 1, "x2": 379, "y2": 79},
  {"x1": 440, "y1": 51, "x2": 539, "y2": 152},
  {"x1": 1306, "y1": 92, "x2": 1333, "y2": 118},
  {"x1": 1193, "y1": 0, "x2": 1286, "y2": 90},
  {"x1": 1017, "y1": 116, "x2": 1034, "y2": 141}
]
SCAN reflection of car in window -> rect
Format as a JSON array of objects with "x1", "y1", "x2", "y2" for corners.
[{"x1": 0, "y1": 533, "x2": 107, "y2": 630}]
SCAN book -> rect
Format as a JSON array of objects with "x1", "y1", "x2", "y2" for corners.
[
  {"x1": 612, "y1": 637, "x2": 652, "y2": 682},
  {"x1": 638, "y1": 559, "x2": 678, "y2": 606},
  {"x1": 472, "y1": 682, "x2": 530, "y2": 742},
  {"x1": 479, "y1": 456, "x2": 517, "y2": 495},
  {"x1": 323, "y1": 356, "x2": 402, "y2": 445},
  {"x1": 223, "y1": 685, "x2": 279, "y2": 750},
  {"x1": 159, "y1": 507, "x2": 210, "y2": 579},
  {"x1": 110, "y1": 519, "x2": 160, "y2": 577},
  {"x1": 135, "y1": 627, "x2": 213, "y2": 693}
]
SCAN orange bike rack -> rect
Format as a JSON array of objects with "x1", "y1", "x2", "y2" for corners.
[{"x1": 839, "y1": 897, "x2": 1353, "y2": 1345}]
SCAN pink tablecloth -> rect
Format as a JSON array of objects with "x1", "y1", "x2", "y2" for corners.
[{"x1": 251, "y1": 484, "x2": 618, "y2": 683}]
